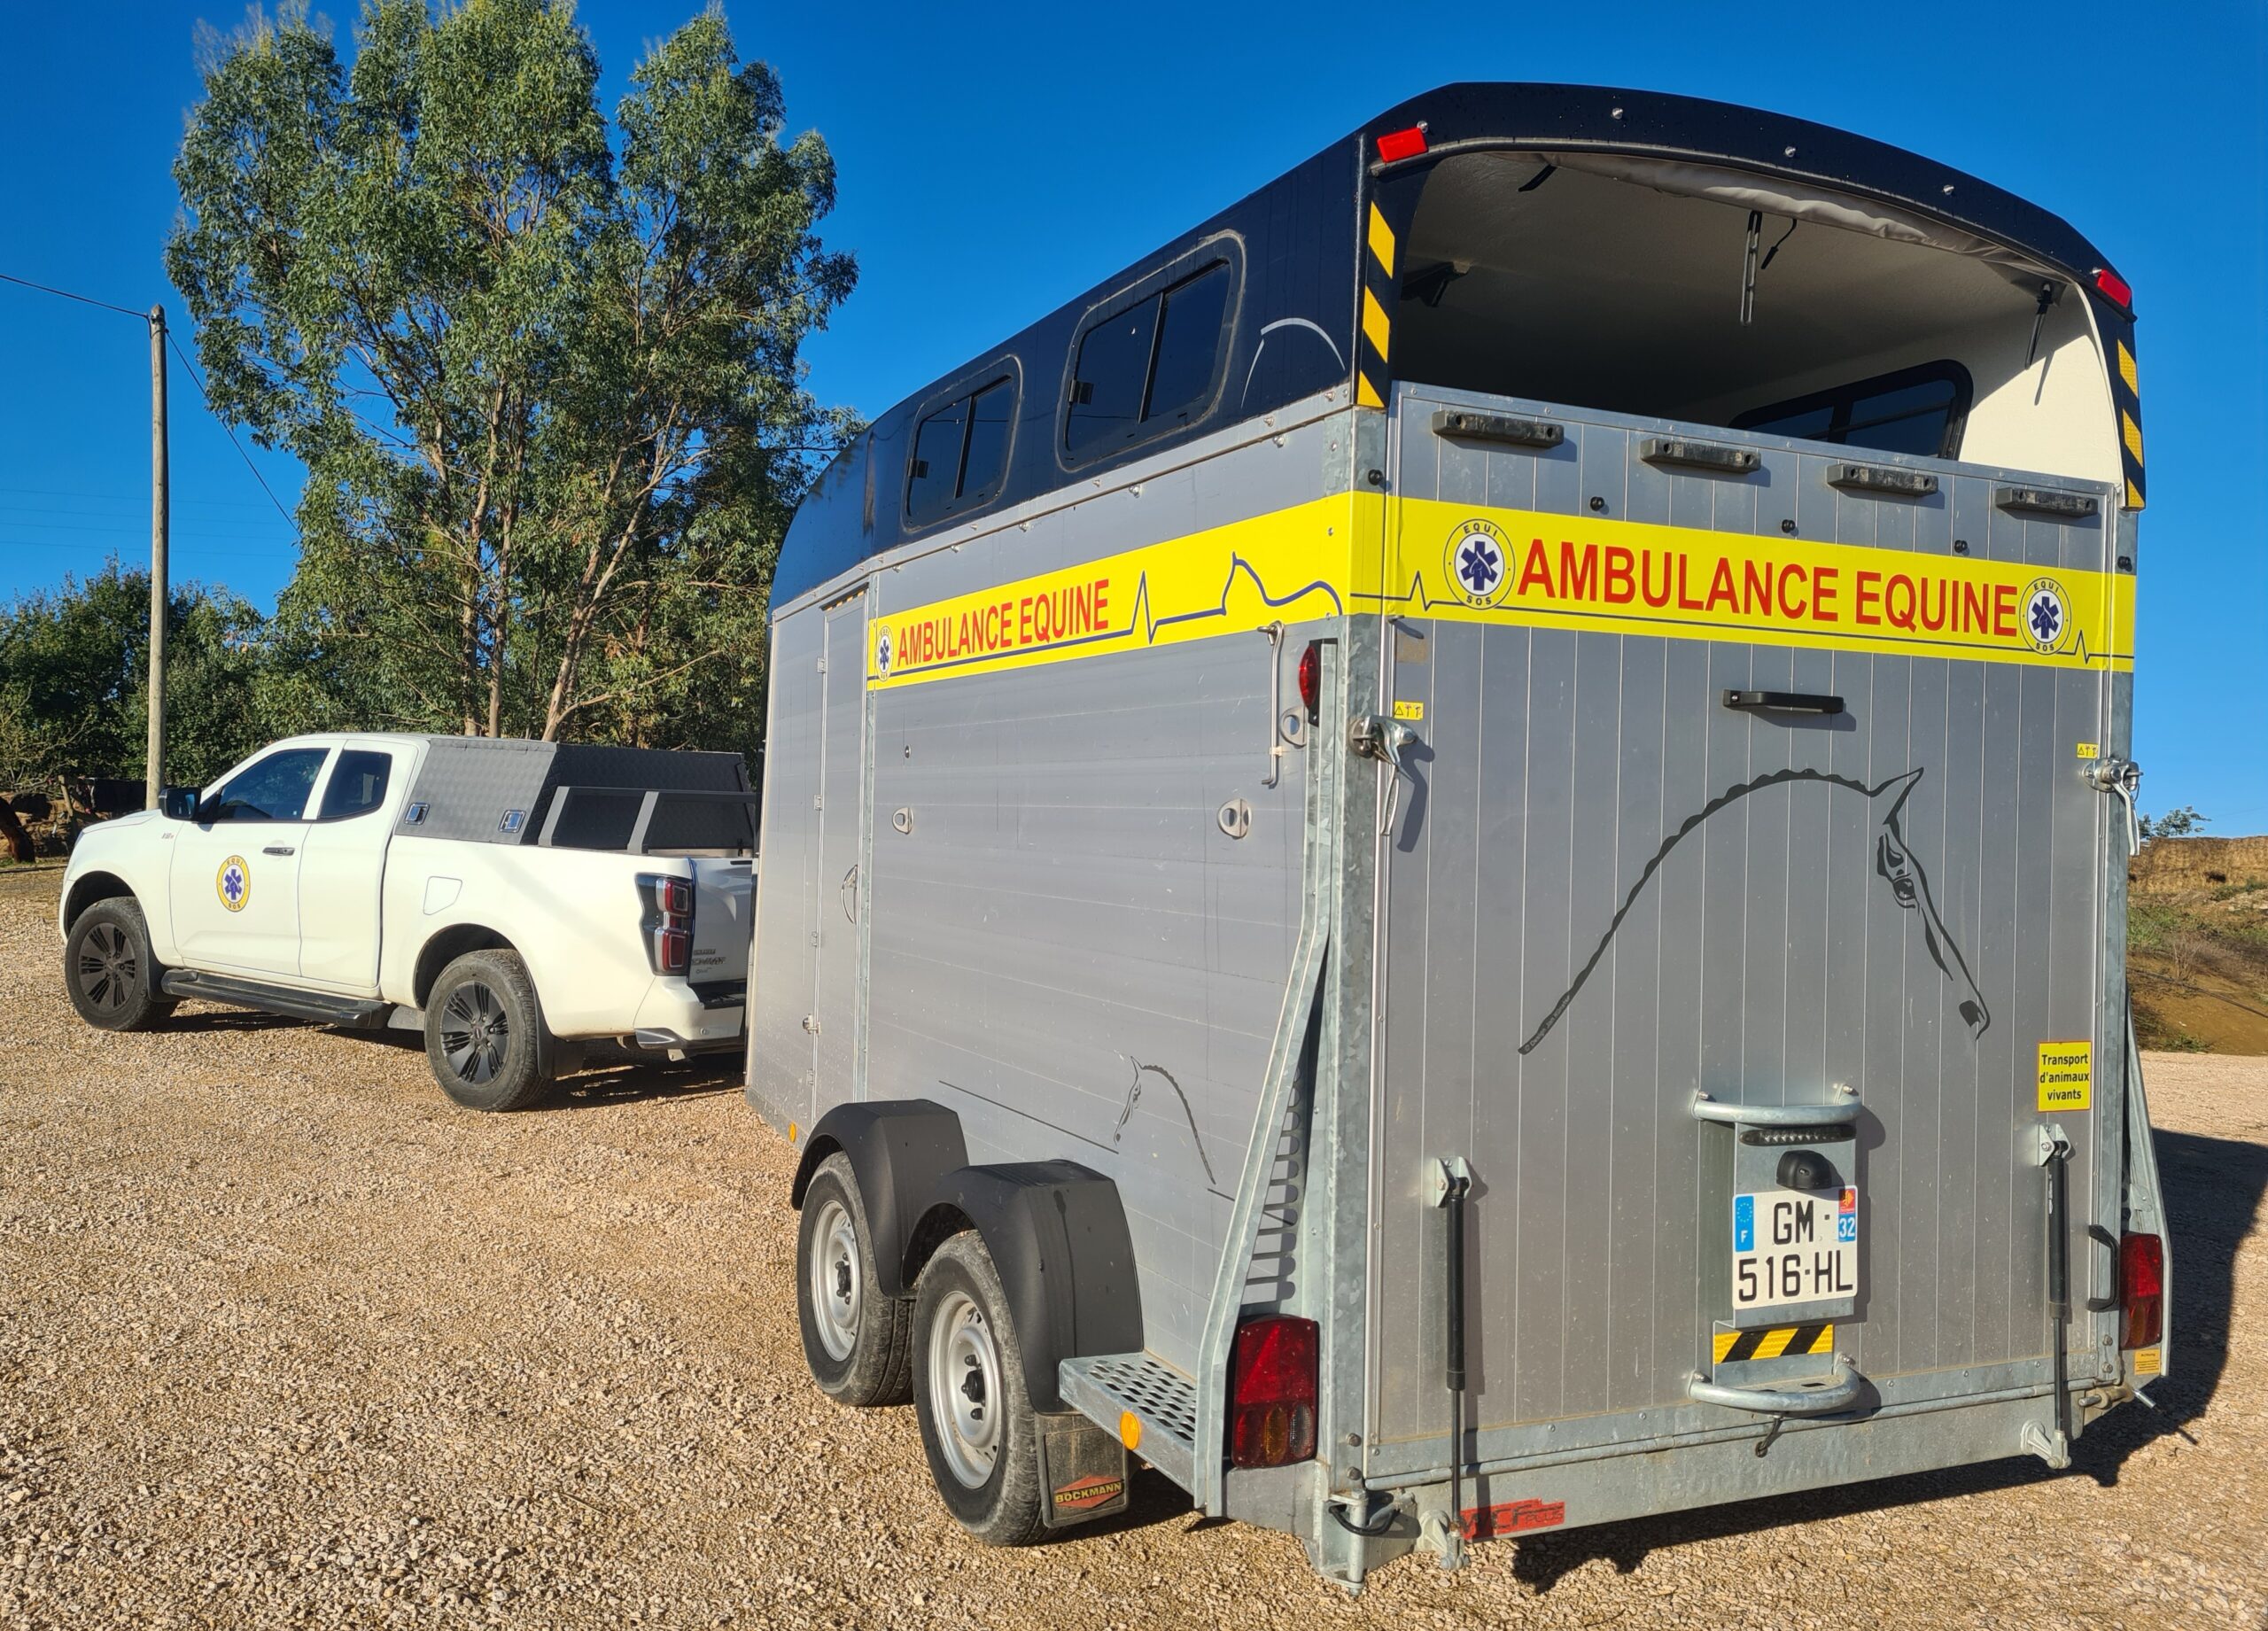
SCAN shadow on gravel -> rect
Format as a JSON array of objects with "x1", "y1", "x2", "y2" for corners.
[
  {"x1": 548, "y1": 1052, "x2": 742, "y2": 1110},
  {"x1": 164, "y1": 1006, "x2": 322, "y2": 1034},
  {"x1": 1506, "y1": 1122, "x2": 2267, "y2": 1596}
]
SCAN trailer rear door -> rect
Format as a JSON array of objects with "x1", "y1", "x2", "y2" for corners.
[{"x1": 1364, "y1": 381, "x2": 2130, "y2": 1489}]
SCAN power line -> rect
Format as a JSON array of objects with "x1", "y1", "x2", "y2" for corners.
[
  {"x1": 0, "y1": 268, "x2": 147, "y2": 321},
  {"x1": 166, "y1": 332, "x2": 299, "y2": 535}
]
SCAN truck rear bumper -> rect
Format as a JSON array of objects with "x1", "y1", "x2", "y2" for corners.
[{"x1": 624, "y1": 982, "x2": 744, "y2": 1052}]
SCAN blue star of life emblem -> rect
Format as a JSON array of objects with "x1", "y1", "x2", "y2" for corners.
[
  {"x1": 1443, "y1": 519, "x2": 1511, "y2": 608},
  {"x1": 2021, "y1": 579, "x2": 2068, "y2": 653},
  {"x1": 875, "y1": 627, "x2": 892, "y2": 673}
]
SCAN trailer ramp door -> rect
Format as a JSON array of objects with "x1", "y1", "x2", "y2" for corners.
[{"x1": 1365, "y1": 382, "x2": 2126, "y2": 1496}]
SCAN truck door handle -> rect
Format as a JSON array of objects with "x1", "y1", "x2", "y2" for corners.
[
  {"x1": 262, "y1": 845, "x2": 295, "y2": 856},
  {"x1": 1688, "y1": 1355, "x2": 1866, "y2": 1417}
]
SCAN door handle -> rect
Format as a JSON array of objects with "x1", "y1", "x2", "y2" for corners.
[
  {"x1": 1688, "y1": 1355, "x2": 1865, "y2": 1417},
  {"x1": 262, "y1": 845, "x2": 295, "y2": 857}
]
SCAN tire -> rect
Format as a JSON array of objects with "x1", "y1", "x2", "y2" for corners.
[
  {"x1": 423, "y1": 949, "x2": 553, "y2": 1112},
  {"x1": 796, "y1": 1154, "x2": 914, "y2": 1405},
  {"x1": 63, "y1": 897, "x2": 175, "y2": 1032},
  {"x1": 912, "y1": 1231, "x2": 1047, "y2": 1546}
]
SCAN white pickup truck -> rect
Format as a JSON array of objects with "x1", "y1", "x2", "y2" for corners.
[{"x1": 58, "y1": 733, "x2": 756, "y2": 1110}]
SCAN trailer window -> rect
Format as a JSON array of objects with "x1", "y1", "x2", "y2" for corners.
[
  {"x1": 1066, "y1": 260, "x2": 1232, "y2": 459},
  {"x1": 906, "y1": 377, "x2": 1015, "y2": 525},
  {"x1": 1734, "y1": 361, "x2": 1972, "y2": 459}
]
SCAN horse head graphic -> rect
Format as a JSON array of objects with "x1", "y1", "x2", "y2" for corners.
[{"x1": 1518, "y1": 765, "x2": 1990, "y2": 1056}]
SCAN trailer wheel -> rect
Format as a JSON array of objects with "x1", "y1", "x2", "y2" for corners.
[
  {"x1": 423, "y1": 949, "x2": 552, "y2": 1112},
  {"x1": 913, "y1": 1231, "x2": 1046, "y2": 1545},
  {"x1": 63, "y1": 897, "x2": 175, "y2": 1032},
  {"x1": 796, "y1": 1154, "x2": 914, "y2": 1405}
]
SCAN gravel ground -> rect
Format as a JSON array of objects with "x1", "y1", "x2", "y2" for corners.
[{"x1": 3, "y1": 877, "x2": 2264, "y2": 1630}]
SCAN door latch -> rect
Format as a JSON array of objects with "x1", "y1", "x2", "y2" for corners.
[
  {"x1": 2085, "y1": 756, "x2": 2143, "y2": 856},
  {"x1": 1350, "y1": 714, "x2": 1420, "y2": 836}
]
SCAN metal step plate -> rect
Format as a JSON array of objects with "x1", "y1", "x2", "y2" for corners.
[{"x1": 1058, "y1": 1352, "x2": 1199, "y2": 1496}]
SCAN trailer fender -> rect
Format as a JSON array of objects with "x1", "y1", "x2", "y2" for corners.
[
  {"x1": 911, "y1": 1161, "x2": 1145, "y2": 1414},
  {"x1": 791, "y1": 1099, "x2": 969, "y2": 1299}
]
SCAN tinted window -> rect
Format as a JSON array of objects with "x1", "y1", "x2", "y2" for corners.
[
  {"x1": 318, "y1": 749, "x2": 392, "y2": 819},
  {"x1": 1144, "y1": 262, "x2": 1231, "y2": 426},
  {"x1": 206, "y1": 748, "x2": 330, "y2": 822},
  {"x1": 960, "y1": 379, "x2": 1013, "y2": 501},
  {"x1": 1066, "y1": 297, "x2": 1160, "y2": 456},
  {"x1": 907, "y1": 398, "x2": 968, "y2": 524},
  {"x1": 1736, "y1": 362, "x2": 1972, "y2": 460}
]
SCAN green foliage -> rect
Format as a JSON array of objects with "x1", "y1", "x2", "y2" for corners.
[
  {"x1": 0, "y1": 565, "x2": 276, "y2": 789},
  {"x1": 167, "y1": 0, "x2": 853, "y2": 758},
  {"x1": 2138, "y1": 805, "x2": 2210, "y2": 841}
]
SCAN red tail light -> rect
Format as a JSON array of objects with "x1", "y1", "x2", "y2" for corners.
[
  {"x1": 638, "y1": 873, "x2": 696, "y2": 976},
  {"x1": 2119, "y1": 1231, "x2": 2163, "y2": 1350},
  {"x1": 1297, "y1": 641, "x2": 1321, "y2": 722},
  {"x1": 1376, "y1": 124, "x2": 1428, "y2": 164},
  {"x1": 2093, "y1": 267, "x2": 2134, "y2": 313},
  {"x1": 1228, "y1": 1315, "x2": 1317, "y2": 1468}
]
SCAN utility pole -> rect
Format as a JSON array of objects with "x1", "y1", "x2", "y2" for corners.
[{"x1": 146, "y1": 305, "x2": 169, "y2": 812}]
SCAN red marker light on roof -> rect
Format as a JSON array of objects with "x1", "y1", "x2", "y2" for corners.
[
  {"x1": 2093, "y1": 267, "x2": 2133, "y2": 313},
  {"x1": 1376, "y1": 124, "x2": 1428, "y2": 164}
]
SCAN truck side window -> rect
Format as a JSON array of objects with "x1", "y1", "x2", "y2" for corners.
[
  {"x1": 317, "y1": 749, "x2": 392, "y2": 819},
  {"x1": 204, "y1": 747, "x2": 330, "y2": 822},
  {"x1": 1145, "y1": 261, "x2": 1231, "y2": 427}
]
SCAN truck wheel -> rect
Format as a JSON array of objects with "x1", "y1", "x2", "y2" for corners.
[
  {"x1": 423, "y1": 949, "x2": 552, "y2": 1112},
  {"x1": 913, "y1": 1231, "x2": 1047, "y2": 1546},
  {"x1": 63, "y1": 897, "x2": 175, "y2": 1032},
  {"x1": 796, "y1": 1154, "x2": 914, "y2": 1405}
]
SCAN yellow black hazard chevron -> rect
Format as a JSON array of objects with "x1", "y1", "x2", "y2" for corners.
[{"x1": 1713, "y1": 1323, "x2": 1835, "y2": 1364}]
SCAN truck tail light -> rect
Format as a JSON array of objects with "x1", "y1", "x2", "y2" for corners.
[
  {"x1": 2093, "y1": 266, "x2": 2134, "y2": 314},
  {"x1": 637, "y1": 874, "x2": 696, "y2": 976},
  {"x1": 1228, "y1": 1315, "x2": 1317, "y2": 1468},
  {"x1": 2119, "y1": 1231, "x2": 2163, "y2": 1350},
  {"x1": 1297, "y1": 641, "x2": 1321, "y2": 723}
]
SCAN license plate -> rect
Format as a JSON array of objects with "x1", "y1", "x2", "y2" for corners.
[{"x1": 1731, "y1": 1187, "x2": 1858, "y2": 1311}]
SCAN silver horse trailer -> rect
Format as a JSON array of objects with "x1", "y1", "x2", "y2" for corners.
[{"x1": 747, "y1": 83, "x2": 2169, "y2": 1586}]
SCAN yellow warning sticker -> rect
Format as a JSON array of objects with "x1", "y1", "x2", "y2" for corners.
[
  {"x1": 1393, "y1": 699, "x2": 1425, "y2": 722},
  {"x1": 2037, "y1": 1040, "x2": 2093, "y2": 1112},
  {"x1": 2075, "y1": 742, "x2": 2100, "y2": 759},
  {"x1": 2133, "y1": 1347, "x2": 2162, "y2": 1376}
]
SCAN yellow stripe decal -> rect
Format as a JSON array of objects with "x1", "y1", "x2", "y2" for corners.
[
  {"x1": 2125, "y1": 479, "x2": 2145, "y2": 511},
  {"x1": 1713, "y1": 1324, "x2": 1835, "y2": 1363},
  {"x1": 1356, "y1": 373, "x2": 1386, "y2": 410},
  {"x1": 866, "y1": 497, "x2": 2132, "y2": 690},
  {"x1": 1366, "y1": 202, "x2": 1397, "y2": 280},
  {"x1": 1361, "y1": 287, "x2": 1392, "y2": 362},
  {"x1": 2122, "y1": 410, "x2": 2144, "y2": 465},
  {"x1": 2117, "y1": 341, "x2": 2139, "y2": 396}
]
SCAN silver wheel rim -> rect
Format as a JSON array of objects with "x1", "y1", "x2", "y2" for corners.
[
  {"x1": 928, "y1": 1287, "x2": 1003, "y2": 1488},
  {"x1": 809, "y1": 1197, "x2": 861, "y2": 1363}
]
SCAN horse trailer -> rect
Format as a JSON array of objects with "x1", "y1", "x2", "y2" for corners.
[{"x1": 746, "y1": 83, "x2": 2169, "y2": 1586}]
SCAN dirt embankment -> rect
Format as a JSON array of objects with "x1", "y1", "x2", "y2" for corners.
[
  {"x1": 2129, "y1": 837, "x2": 2268, "y2": 1054},
  {"x1": 2, "y1": 878, "x2": 2264, "y2": 1628}
]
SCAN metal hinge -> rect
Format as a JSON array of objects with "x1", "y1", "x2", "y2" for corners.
[
  {"x1": 802, "y1": 1014, "x2": 821, "y2": 1035},
  {"x1": 816, "y1": 656, "x2": 827, "y2": 673}
]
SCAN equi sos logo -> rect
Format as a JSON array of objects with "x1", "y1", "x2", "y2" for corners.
[{"x1": 215, "y1": 856, "x2": 251, "y2": 913}]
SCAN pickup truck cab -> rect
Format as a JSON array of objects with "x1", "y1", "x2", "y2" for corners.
[{"x1": 58, "y1": 733, "x2": 756, "y2": 1110}]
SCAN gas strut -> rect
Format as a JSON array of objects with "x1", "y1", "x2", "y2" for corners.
[{"x1": 1431, "y1": 1156, "x2": 1474, "y2": 1552}]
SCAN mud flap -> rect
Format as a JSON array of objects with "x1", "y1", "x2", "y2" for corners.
[{"x1": 1037, "y1": 1410, "x2": 1130, "y2": 1529}]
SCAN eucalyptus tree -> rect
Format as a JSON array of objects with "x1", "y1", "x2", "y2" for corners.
[{"x1": 167, "y1": 0, "x2": 854, "y2": 753}]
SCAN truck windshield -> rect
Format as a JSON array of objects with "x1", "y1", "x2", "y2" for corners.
[{"x1": 1390, "y1": 152, "x2": 2117, "y2": 485}]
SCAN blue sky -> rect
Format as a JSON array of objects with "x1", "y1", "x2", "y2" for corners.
[{"x1": 1, "y1": 1, "x2": 2262, "y2": 826}]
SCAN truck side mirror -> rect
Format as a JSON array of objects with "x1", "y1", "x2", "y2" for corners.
[{"x1": 161, "y1": 786, "x2": 202, "y2": 821}]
